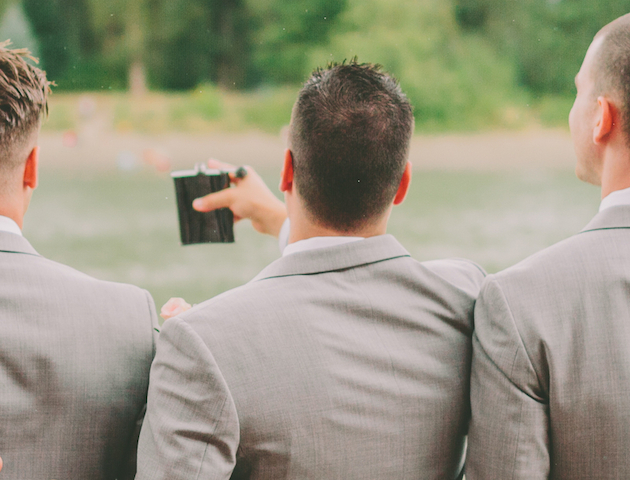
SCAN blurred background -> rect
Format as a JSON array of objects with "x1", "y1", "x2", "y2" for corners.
[{"x1": 0, "y1": 0, "x2": 623, "y2": 311}]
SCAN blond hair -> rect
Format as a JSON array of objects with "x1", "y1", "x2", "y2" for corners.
[{"x1": 0, "y1": 40, "x2": 51, "y2": 170}]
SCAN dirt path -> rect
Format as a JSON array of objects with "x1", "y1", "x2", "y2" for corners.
[{"x1": 37, "y1": 128, "x2": 576, "y2": 173}]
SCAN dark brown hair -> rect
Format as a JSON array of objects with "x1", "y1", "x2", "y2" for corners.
[
  {"x1": 289, "y1": 61, "x2": 414, "y2": 232},
  {"x1": 593, "y1": 15, "x2": 630, "y2": 145},
  {"x1": 0, "y1": 40, "x2": 51, "y2": 170}
]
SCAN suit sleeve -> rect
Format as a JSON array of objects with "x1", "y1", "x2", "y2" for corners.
[
  {"x1": 466, "y1": 277, "x2": 550, "y2": 479},
  {"x1": 119, "y1": 289, "x2": 161, "y2": 480},
  {"x1": 135, "y1": 317, "x2": 239, "y2": 480}
]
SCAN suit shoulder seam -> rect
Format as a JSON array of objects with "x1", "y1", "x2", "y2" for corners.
[{"x1": 487, "y1": 278, "x2": 546, "y2": 397}]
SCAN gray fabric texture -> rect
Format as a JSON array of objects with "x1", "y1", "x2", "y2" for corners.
[
  {"x1": 467, "y1": 205, "x2": 630, "y2": 479},
  {"x1": 0, "y1": 232, "x2": 158, "y2": 480},
  {"x1": 137, "y1": 234, "x2": 485, "y2": 480}
]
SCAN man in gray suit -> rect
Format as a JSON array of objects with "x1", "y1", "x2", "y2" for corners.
[
  {"x1": 466, "y1": 13, "x2": 630, "y2": 479},
  {"x1": 0, "y1": 45, "x2": 158, "y2": 478},
  {"x1": 136, "y1": 62, "x2": 485, "y2": 479}
]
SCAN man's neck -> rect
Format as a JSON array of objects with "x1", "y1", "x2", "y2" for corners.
[
  {"x1": 599, "y1": 146, "x2": 630, "y2": 199},
  {"x1": 0, "y1": 204, "x2": 24, "y2": 230},
  {"x1": 287, "y1": 215, "x2": 388, "y2": 244}
]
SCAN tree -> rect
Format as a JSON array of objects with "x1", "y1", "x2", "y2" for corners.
[
  {"x1": 23, "y1": 0, "x2": 102, "y2": 88},
  {"x1": 19, "y1": 0, "x2": 347, "y2": 90},
  {"x1": 308, "y1": 0, "x2": 522, "y2": 129},
  {"x1": 0, "y1": 2, "x2": 40, "y2": 58},
  {"x1": 143, "y1": 0, "x2": 251, "y2": 90},
  {"x1": 456, "y1": 0, "x2": 630, "y2": 94},
  {"x1": 247, "y1": 0, "x2": 347, "y2": 84},
  {"x1": 144, "y1": 0, "x2": 346, "y2": 89}
]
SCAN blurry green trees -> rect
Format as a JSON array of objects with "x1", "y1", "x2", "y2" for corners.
[
  {"x1": 23, "y1": 0, "x2": 105, "y2": 89},
  {"x1": 309, "y1": 0, "x2": 523, "y2": 129},
  {"x1": 455, "y1": 0, "x2": 630, "y2": 94},
  {"x1": 17, "y1": 0, "x2": 345, "y2": 90},
  {"x1": 144, "y1": 0, "x2": 250, "y2": 90},
  {"x1": 248, "y1": 0, "x2": 345, "y2": 84},
  {"x1": 4, "y1": 0, "x2": 630, "y2": 129}
]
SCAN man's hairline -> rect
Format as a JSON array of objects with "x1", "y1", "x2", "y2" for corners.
[
  {"x1": 586, "y1": 32, "x2": 622, "y2": 103},
  {"x1": 1, "y1": 122, "x2": 40, "y2": 173}
]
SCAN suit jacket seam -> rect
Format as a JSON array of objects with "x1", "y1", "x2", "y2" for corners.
[
  {"x1": 177, "y1": 319, "x2": 238, "y2": 478},
  {"x1": 143, "y1": 290, "x2": 158, "y2": 358},
  {"x1": 469, "y1": 331, "x2": 535, "y2": 479},
  {"x1": 460, "y1": 258, "x2": 487, "y2": 277},
  {"x1": 0, "y1": 249, "x2": 39, "y2": 257},
  {"x1": 354, "y1": 267, "x2": 408, "y2": 477},
  {"x1": 511, "y1": 397, "x2": 525, "y2": 480},
  {"x1": 253, "y1": 254, "x2": 411, "y2": 282},
  {"x1": 489, "y1": 278, "x2": 546, "y2": 400},
  {"x1": 201, "y1": 321, "x2": 243, "y2": 465},
  {"x1": 580, "y1": 226, "x2": 630, "y2": 233},
  {"x1": 195, "y1": 439, "x2": 211, "y2": 480}
]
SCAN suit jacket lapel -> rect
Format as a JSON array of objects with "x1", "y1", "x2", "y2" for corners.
[
  {"x1": 252, "y1": 234, "x2": 410, "y2": 281},
  {"x1": 0, "y1": 231, "x2": 39, "y2": 256},
  {"x1": 581, "y1": 205, "x2": 630, "y2": 233}
]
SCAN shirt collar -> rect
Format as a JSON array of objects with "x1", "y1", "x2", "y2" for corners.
[
  {"x1": 282, "y1": 236, "x2": 364, "y2": 257},
  {"x1": 0, "y1": 215, "x2": 22, "y2": 236},
  {"x1": 599, "y1": 186, "x2": 630, "y2": 212}
]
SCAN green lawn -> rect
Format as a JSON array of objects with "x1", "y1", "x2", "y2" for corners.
[{"x1": 24, "y1": 166, "x2": 600, "y2": 316}]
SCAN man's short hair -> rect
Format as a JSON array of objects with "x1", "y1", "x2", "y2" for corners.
[
  {"x1": 289, "y1": 61, "x2": 414, "y2": 232},
  {"x1": 0, "y1": 41, "x2": 50, "y2": 170},
  {"x1": 593, "y1": 14, "x2": 630, "y2": 145}
]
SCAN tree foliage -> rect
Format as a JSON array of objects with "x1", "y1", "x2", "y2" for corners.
[
  {"x1": 455, "y1": 0, "x2": 630, "y2": 94},
  {"x1": 13, "y1": 0, "x2": 630, "y2": 106},
  {"x1": 247, "y1": 0, "x2": 346, "y2": 84},
  {"x1": 308, "y1": 0, "x2": 523, "y2": 129},
  {"x1": 23, "y1": 0, "x2": 103, "y2": 89},
  {"x1": 142, "y1": 0, "x2": 252, "y2": 90},
  {"x1": 19, "y1": 0, "x2": 345, "y2": 90}
]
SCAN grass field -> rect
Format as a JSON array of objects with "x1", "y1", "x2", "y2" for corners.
[{"x1": 23, "y1": 161, "x2": 600, "y2": 315}]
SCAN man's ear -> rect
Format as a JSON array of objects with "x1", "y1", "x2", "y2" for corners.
[
  {"x1": 279, "y1": 148, "x2": 294, "y2": 193},
  {"x1": 594, "y1": 96, "x2": 614, "y2": 144},
  {"x1": 23, "y1": 146, "x2": 38, "y2": 190},
  {"x1": 393, "y1": 161, "x2": 412, "y2": 205}
]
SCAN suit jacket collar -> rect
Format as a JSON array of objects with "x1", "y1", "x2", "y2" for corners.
[
  {"x1": 581, "y1": 205, "x2": 630, "y2": 233},
  {"x1": 252, "y1": 234, "x2": 410, "y2": 281},
  {"x1": 0, "y1": 231, "x2": 39, "y2": 256}
]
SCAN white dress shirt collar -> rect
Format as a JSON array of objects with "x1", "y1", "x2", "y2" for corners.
[
  {"x1": 282, "y1": 235, "x2": 365, "y2": 257},
  {"x1": 0, "y1": 215, "x2": 22, "y2": 236},
  {"x1": 278, "y1": 218, "x2": 366, "y2": 256},
  {"x1": 599, "y1": 186, "x2": 630, "y2": 212}
]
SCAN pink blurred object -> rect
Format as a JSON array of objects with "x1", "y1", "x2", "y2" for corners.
[
  {"x1": 142, "y1": 148, "x2": 172, "y2": 172},
  {"x1": 160, "y1": 297, "x2": 192, "y2": 320},
  {"x1": 62, "y1": 131, "x2": 78, "y2": 148}
]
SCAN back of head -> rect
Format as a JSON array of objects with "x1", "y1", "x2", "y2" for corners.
[
  {"x1": 593, "y1": 14, "x2": 630, "y2": 145},
  {"x1": 289, "y1": 61, "x2": 414, "y2": 232},
  {"x1": 0, "y1": 41, "x2": 50, "y2": 174}
]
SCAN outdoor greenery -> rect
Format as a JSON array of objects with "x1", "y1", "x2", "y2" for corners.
[
  {"x1": 2, "y1": 0, "x2": 630, "y2": 130},
  {"x1": 455, "y1": 0, "x2": 630, "y2": 94},
  {"x1": 42, "y1": 88, "x2": 299, "y2": 133}
]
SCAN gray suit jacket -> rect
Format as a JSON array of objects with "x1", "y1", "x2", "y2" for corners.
[
  {"x1": 0, "y1": 232, "x2": 158, "y2": 479},
  {"x1": 136, "y1": 234, "x2": 485, "y2": 480},
  {"x1": 467, "y1": 205, "x2": 630, "y2": 479}
]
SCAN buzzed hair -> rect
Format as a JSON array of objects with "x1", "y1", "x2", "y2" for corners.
[
  {"x1": 289, "y1": 61, "x2": 414, "y2": 232},
  {"x1": 0, "y1": 41, "x2": 51, "y2": 170},
  {"x1": 593, "y1": 14, "x2": 630, "y2": 145}
]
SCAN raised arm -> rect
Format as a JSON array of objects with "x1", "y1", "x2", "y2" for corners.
[
  {"x1": 466, "y1": 277, "x2": 550, "y2": 479},
  {"x1": 192, "y1": 160, "x2": 287, "y2": 238}
]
